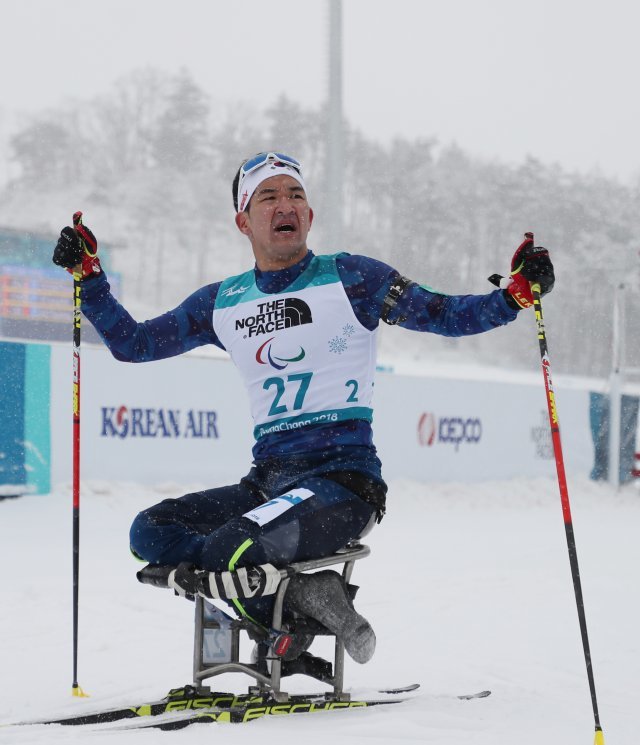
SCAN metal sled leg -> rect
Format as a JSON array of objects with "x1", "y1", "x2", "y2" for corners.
[{"x1": 192, "y1": 542, "x2": 370, "y2": 702}]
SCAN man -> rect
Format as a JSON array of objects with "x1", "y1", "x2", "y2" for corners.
[{"x1": 53, "y1": 152, "x2": 554, "y2": 664}]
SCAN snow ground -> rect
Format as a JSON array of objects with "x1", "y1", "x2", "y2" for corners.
[{"x1": 1, "y1": 475, "x2": 638, "y2": 744}]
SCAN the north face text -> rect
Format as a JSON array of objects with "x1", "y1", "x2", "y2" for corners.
[{"x1": 235, "y1": 298, "x2": 312, "y2": 338}]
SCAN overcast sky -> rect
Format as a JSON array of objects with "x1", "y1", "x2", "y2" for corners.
[{"x1": 2, "y1": 0, "x2": 639, "y2": 182}]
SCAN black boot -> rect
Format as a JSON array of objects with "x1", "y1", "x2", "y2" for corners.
[{"x1": 284, "y1": 570, "x2": 376, "y2": 664}]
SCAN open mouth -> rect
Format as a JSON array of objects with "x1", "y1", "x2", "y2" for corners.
[{"x1": 274, "y1": 223, "x2": 296, "y2": 233}]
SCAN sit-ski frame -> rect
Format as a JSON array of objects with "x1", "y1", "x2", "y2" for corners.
[{"x1": 192, "y1": 542, "x2": 371, "y2": 702}]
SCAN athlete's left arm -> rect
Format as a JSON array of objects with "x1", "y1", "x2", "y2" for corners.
[{"x1": 336, "y1": 253, "x2": 518, "y2": 337}]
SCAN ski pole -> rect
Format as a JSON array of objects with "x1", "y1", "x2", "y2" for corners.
[
  {"x1": 528, "y1": 233, "x2": 604, "y2": 745},
  {"x1": 71, "y1": 211, "x2": 89, "y2": 698}
]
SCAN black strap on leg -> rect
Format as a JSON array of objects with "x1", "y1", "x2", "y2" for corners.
[
  {"x1": 136, "y1": 561, "x2": 283, "y2": 600},
  {"x1": 322, "y1": 470, "x2": 387, "y2": 523}
]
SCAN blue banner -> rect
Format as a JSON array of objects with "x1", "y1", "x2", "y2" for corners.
[
  {"x1": 589, "y1": 391, "x2": 639, "y2": 484},
  {"x1": 0, "y1": 341, "x2": 50, "y2": 497}
]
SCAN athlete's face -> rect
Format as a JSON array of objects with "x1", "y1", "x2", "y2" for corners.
[{"x1": 235, "y1": 174, "x2": 314, "y2": 271}]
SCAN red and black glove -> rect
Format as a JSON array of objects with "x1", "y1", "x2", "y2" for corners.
[
  {"x1": 489, "y1": 232, "x2": 554, "y2": 310},
  {"x1": 52, "y1": 211, "x2": 101, "y2": 279}
]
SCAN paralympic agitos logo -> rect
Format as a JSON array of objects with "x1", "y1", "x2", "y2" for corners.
[
  {"x1": 256, "y1": 337, "x2": 306, "y2": 370},
  {"x1": 235, "y1": 298, "x2": 312, "y2": 338}
]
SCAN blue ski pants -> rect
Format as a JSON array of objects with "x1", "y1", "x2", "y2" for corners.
[{"x1": 129, "y1": 475, "x2": 376, "y2": 625}]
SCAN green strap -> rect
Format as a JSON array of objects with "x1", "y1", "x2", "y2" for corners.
[
  {"x1": 228, "y1": 539, "x2": 254, "y2": 571},
  {"x1": 227, "y1": 539, "x2": 263, "y2": 626}
]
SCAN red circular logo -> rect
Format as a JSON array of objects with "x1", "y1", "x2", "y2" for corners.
[
  {"x1": 417, "y1": 412, "x2": 436, "y2": 447},
  {"x1": 116, "y1": 405, "x2": 128, "y2": 427}
]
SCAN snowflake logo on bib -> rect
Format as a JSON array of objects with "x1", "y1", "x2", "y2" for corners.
[{"x1": 328, "y1": 336, "x2": 348, "y2": 354}]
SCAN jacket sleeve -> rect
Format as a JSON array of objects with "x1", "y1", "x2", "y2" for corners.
[
  {"x1": 391, "y1": 281, "x2": 519, "y2": 336},
  {"x1": 80, "y1": 272, "x2": 224, "y2": 362},
  {"x1": 336, "y1": 253, "x2": 519, "y2": 336}
]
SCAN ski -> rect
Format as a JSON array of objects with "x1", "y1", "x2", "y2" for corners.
[
  {"x1": 102, "y1": 687, "x2": 492, "y2": 731},
  {"x1": 379, "y1": 682, "x2": 420, "y2": 695},
  {"x1": 11, "y1": 683, "x2": 419, "y2": 727},
  {"x1": 105, "y1": 695, "x2": 411, "y2": 730},
  {"x1": 9, "y1": 683, "x2": 489, "y2": 729},
  {"x1": 458, "y1": 689, "x2": 491, "y2": 700}
]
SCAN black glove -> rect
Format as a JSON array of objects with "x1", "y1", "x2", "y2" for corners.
[
  {"x1": 513, "y1": 238, "x2": 554, "y2": 295},
  {"x1": 52, "y1": 226, "x2": 84, "y2": 269},
  {"x1": 168, "y1": 562, "x2": 206, "y2": 599},
  {"x1": 52, "y1": 212, "x2": 101, "y2": 278},
  {"x1": 489, "y1": 233, "x2": 554, "y2": 309}
]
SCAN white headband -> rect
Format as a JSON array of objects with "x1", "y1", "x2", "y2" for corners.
[{"x1": 237, "y1": 162, "x2": 307, "y2": 212}]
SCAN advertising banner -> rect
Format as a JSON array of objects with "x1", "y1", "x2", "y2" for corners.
[
  {"x1": 372, "y1": 370, "x2": 594, "y2": 483},
  {"x1": 50, "y1": 345, "x2": 253, "y2": 487}
]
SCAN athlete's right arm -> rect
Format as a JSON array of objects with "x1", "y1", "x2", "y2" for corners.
[
  {"x1": 53, "y1": 218, "x2": 225, "y2": 361},
  {"x1": 81, "y1": 272, "x2": 225, "y2": 362}
]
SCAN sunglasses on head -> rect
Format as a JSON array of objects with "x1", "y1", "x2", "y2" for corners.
[{"x1": 240, "y1": 152, "x2": 302, "y2": 177}]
